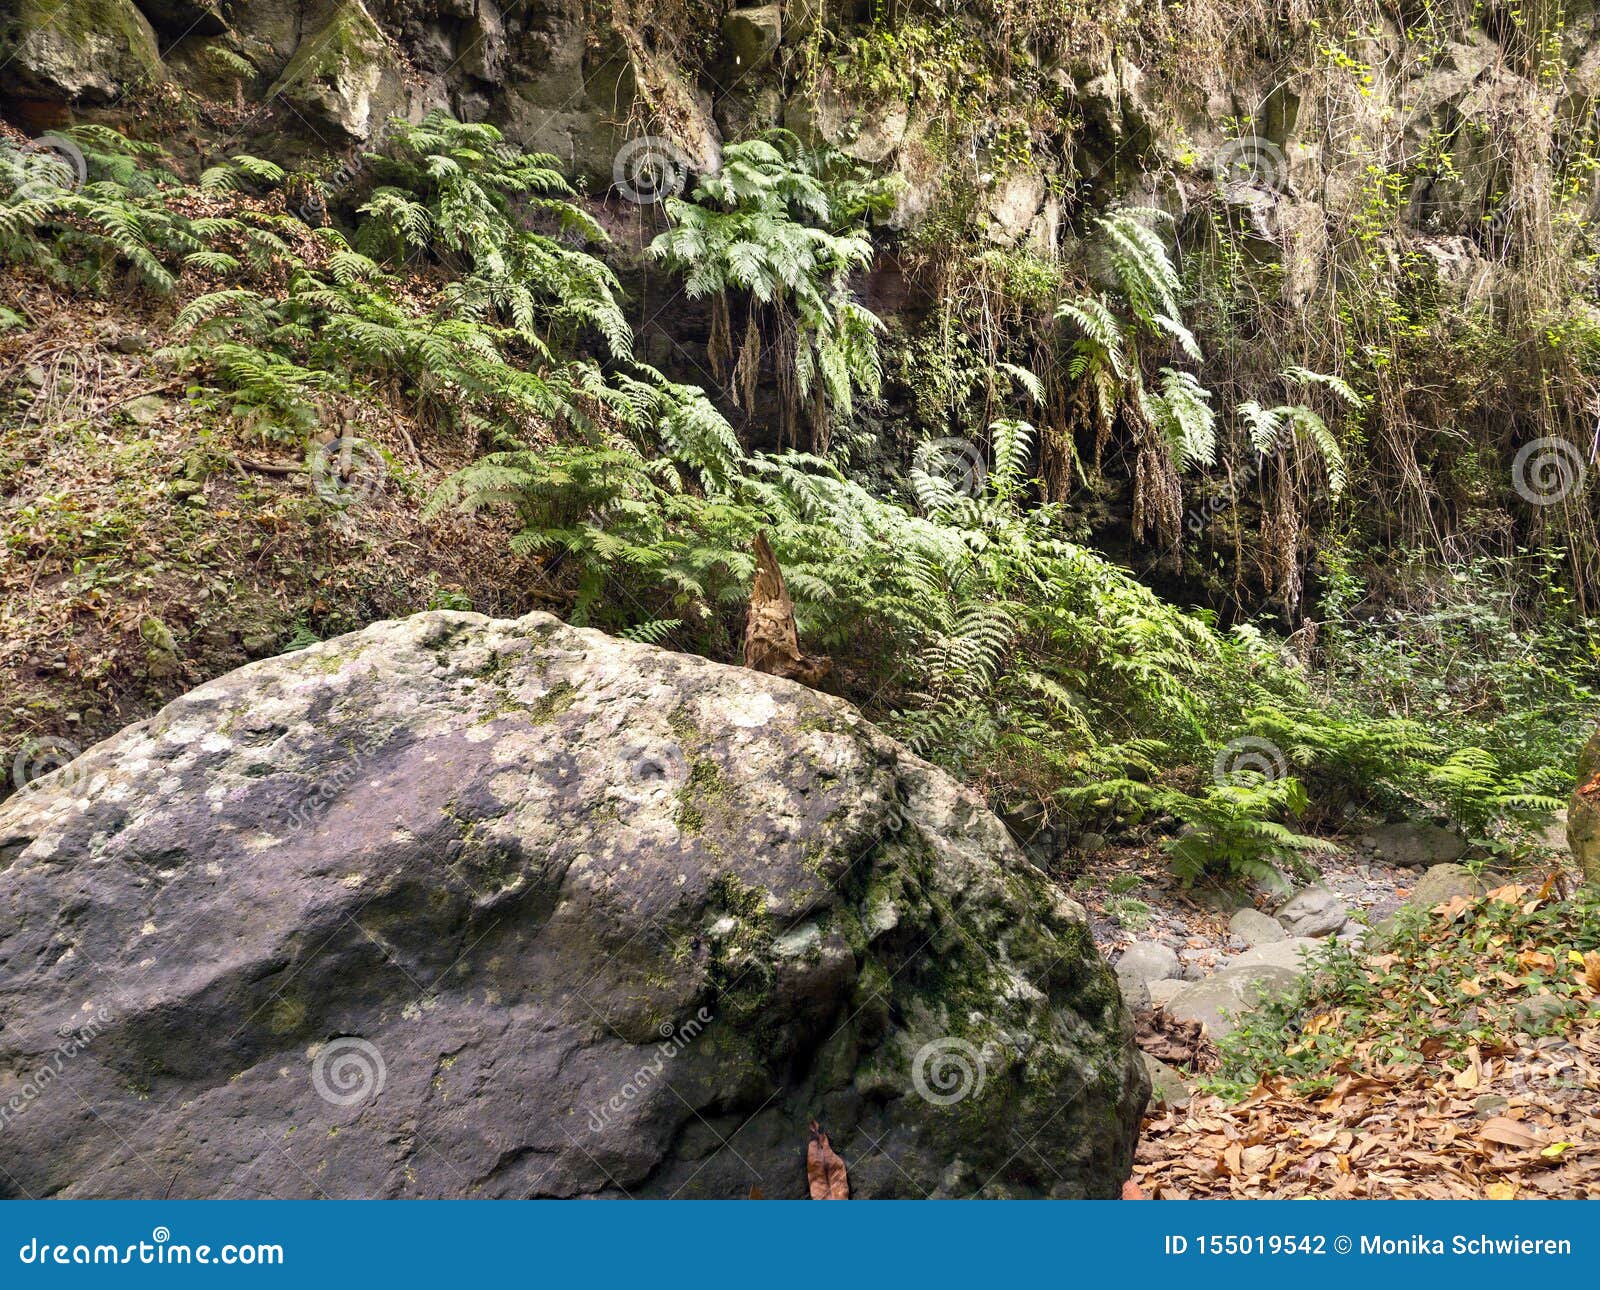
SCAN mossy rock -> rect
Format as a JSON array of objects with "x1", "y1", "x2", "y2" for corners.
[
  {"x1": 0, "y1": 610, "x2": 1144, "y2": 1198},
  {"x1": 1, "y1": 0, "x2": 163, "y2": 102},
  {"x1": 264, "y1": 0, "x2": 403, "y2": 140}
]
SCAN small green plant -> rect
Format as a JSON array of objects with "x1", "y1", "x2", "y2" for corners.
[
  {"x1": 1157, "y1": 777, "x2": 1336, "y2": 886},
  {"x1": 1105, "y1": 896, "x2": 1154, "y2": 930}
]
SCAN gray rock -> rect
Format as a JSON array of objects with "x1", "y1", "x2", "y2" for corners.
[
  {"x1": 1363, "y1": 821, "x2": 1467, "y2": 868},
  {"x1": 1164, "y1": 966, "x2": 1301, "y2": 1040},
  {"x1": 1513, "y1": 994, "x2": 1572, "y2": 1030},
  {"x1": 122, "y1": 395, "x2": 164, "y2": 425},
  {"x1": 0, "y1": 610, "x2": 1144, "y2": 1199},
  {"x1": 1116, "y1": 940, "x2": 1181, "y2": 983},
  {"x1": 1227, "y1": 937, "x2": 1323, "y2": 976},
  {"x1": 722, "y1": 5, "x2": 782, "y2": 70},
  {"x1": 264, "y1": 0, "x2": 408, "y2": 140},
  {"x1": 1140, "y1": 1052, "x2": 1191, "y2": 1109},
  {"x1": 1117, "y1": 970, "x2": 1152, "y2": 1012},
  {"x1": 0, "y1": 0, "x2": 164, "y2": 103},
  {"x1": 1148, "y1": 979, "x2": 1187, "y2": 1009},
  {"x1": 985, "y1": 170, "x2": 1047, "y2": 246},
  {"x1": 1275, "y1": 885, "x2": 1349, "y2": 938},
  {"x1": 1228, "y1": 907, "x2": 1287, "y2": 947},
  {"x1": 1405, "y1": 863, "x2": 1487, "y2": 911}
]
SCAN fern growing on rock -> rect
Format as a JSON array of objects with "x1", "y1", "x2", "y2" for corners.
[{"x1": 650, "y1": 131, "x2": 898, "y2": 452}]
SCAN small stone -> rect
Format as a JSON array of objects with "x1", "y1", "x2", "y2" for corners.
[
  {"x1": 1116, "y1": 941, "x2": 1181, "y2": 983},
  {"x1": 122, "y1": 395, "x2": 164, "y2": 425},
  {"x1": 1077, "y1": 831, "x2": 1107, "y2": 853},
  {"x1": 169, "y1": 480, "x2": 204, "y2": 499},
  {"x1": 1363, "y1": 821, "x2": 1467, "y2": 868},
  {"x1": 1140, "y1": 1052, "x2": 1191, "y2": 1109},
  {"x1": 1404, "y1": 863, "x2": 1487, "y2": 911},
  {"x1": 139, "y1": 616, "x2": 177, "y2": 655},
  {"x1": 1229, "y1": 907, "x2": 1287, "y2": 947},
  {"x1": 1275, "y1": 885, "x2": 1349, "y2": 938}
]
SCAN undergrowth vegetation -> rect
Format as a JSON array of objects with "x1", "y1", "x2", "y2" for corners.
[
  {"x1": 0, "y1": 105, "x2": 1591, "y2": 888},
  {"x1": 1210, "y1": 882, "x2": 1600, "y2": 1100}
]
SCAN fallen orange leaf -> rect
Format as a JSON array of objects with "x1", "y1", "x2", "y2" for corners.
[{"x1": 807, "y1": 1121, "x2": 849, "y2": 1200}]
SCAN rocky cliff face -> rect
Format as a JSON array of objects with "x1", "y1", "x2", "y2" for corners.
[{"x1": 0, "y1": 611, "x2": 1145, "y2": 1198}]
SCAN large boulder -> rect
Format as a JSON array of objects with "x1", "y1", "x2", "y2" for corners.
[
  {"x1": 1571, "y1": 724, "x2": 1600, "y2": 885},
  {"x1": 0, "y1": 611, "x2": 1144, "y2": 1199}
]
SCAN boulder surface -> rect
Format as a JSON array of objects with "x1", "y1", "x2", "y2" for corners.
[{"x1": 0, "y1": 611, "x2": 1144, "y2": 1199}]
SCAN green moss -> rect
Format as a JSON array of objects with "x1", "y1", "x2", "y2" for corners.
[
  {"x1": 527, "y1": 680, "x2": 577, "y2": 723},
  {"x1": 265, "y1": 0, "x2": 385, "y2": 96},
  {"x1": 12, "y1": 0, "x2": 161, "y2": 71}
]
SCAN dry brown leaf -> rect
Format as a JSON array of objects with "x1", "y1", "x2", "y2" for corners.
[
  {"x1": 800, "y1": 1126, "x2": 851, "y2": 1209},
  {"x1": 806, "y1": 1121, "x2": 849, "y2": 1200},
  {"x1": 1479, "y1": 1117, "x2": 1544, "y2": 1151}
]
